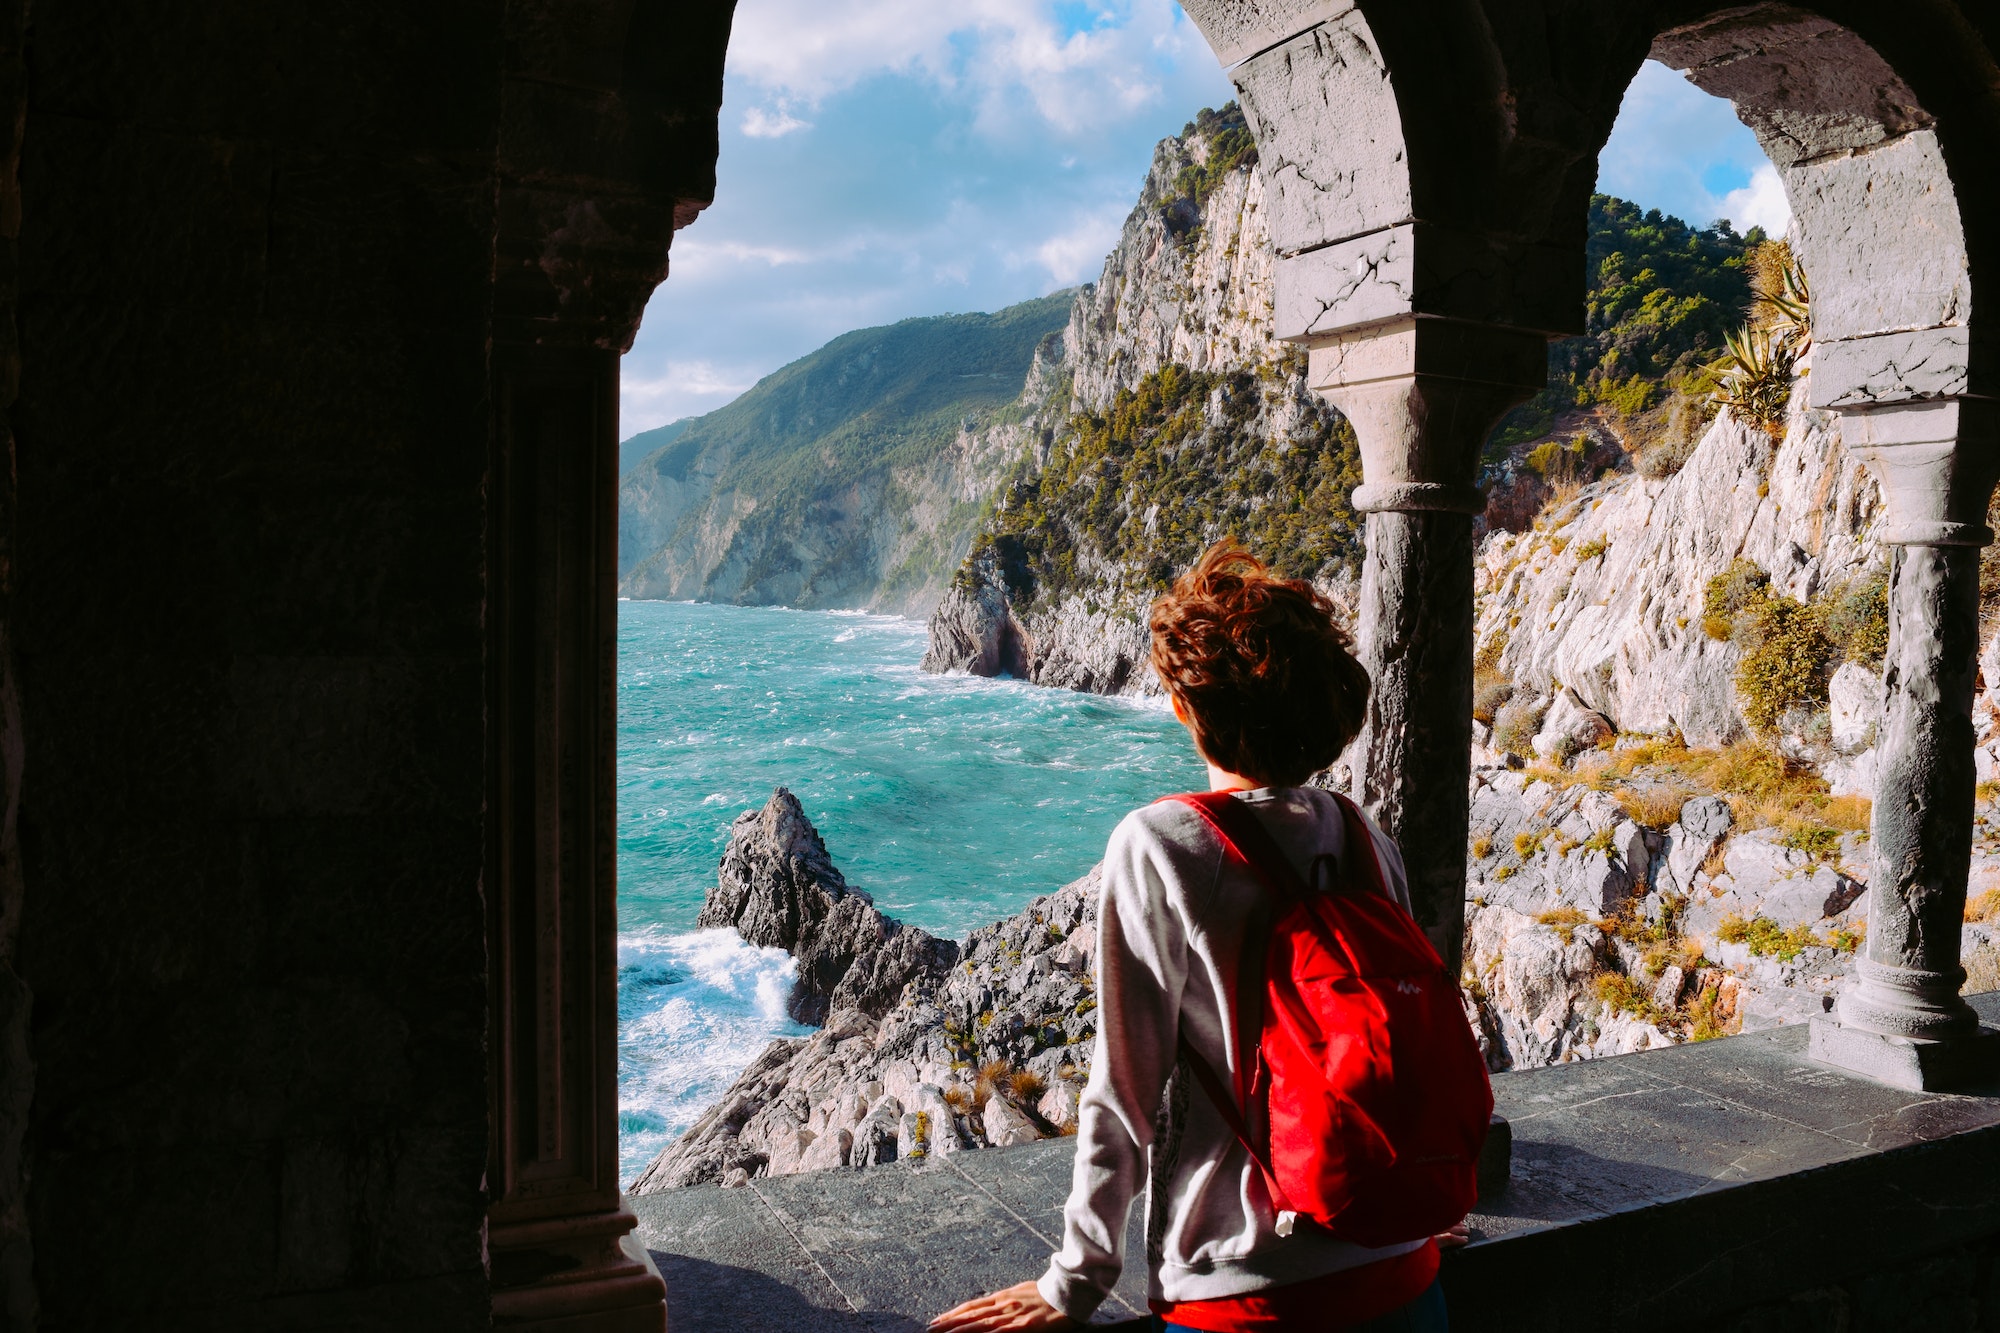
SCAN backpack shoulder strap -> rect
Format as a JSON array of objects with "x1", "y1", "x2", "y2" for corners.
[
  {"x1": 1158, "y1": 790, "x2": 1311, "y2": 902},
  {"x1": 1327, "y1": 791, "x2": 1391, "y2": 900}
]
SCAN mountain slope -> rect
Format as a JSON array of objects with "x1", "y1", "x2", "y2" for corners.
[
  {"x1": 621, "y1": 418, "x2": 688, "y2": 476},
  {"x1": 618, "y1": 293, "x2": 1073, "y2": 612}
]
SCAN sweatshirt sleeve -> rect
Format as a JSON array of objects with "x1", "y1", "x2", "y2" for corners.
[{"x1": 1037, "y1": 812, "x2": 1192, "y2": 1321}]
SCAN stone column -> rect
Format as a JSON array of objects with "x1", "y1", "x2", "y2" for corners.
[
  {"x1": 485, "y1": 346, "x2": 667, "y2": 1331},
  {"x1": 1307, "y1": 318, "x2": 1547, "y2": 975},
  {"x1": 1811, "y1": 398, "x2": 2000, "y2": 1090}
]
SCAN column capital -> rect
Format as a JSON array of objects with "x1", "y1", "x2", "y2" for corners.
[
  {"x1": 1303, "y1": 317, "x2": 1547, "y2": 514},
  {"x1": 1837, "y1": 397, "x2": 2000, "y2": 546}
]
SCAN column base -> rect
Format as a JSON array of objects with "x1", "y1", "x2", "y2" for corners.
[
  {"x1": 491, "y1": 1201, "x2": 667, "y2": 1331},
  {"x1": 1808, "y1": 1016, "x2": 2000, "y2": 1091}
]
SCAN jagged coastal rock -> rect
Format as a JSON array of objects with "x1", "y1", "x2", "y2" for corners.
[
  {"x1": 632, "y1": 795, "x2": 1100, "y2": 1192},
  {"x1": 695, "y1": 789, "x2": 959, "y2": 1025}
]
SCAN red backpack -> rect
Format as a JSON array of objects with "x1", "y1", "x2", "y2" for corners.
[{"x1": 1161, "y1": 789, "x2": 1493, "y2": 1248}]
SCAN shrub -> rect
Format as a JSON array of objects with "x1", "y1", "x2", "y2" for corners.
[
  {"x1": 1735, "y1": 595, "x2": 1834, "y2": 731},
  {"x1": 1635, "y1": 392, "x2": 1713, "y2": 479},
  {"x1": 1008, "y1": 1068, "x2": 1047, "y2": 1105},
  {"x1": 1822, "y1": 573, "x2": 1889, "y2": 667},
  {"x1": 1492, "y1": 696, "x2": 1547, "y2": 758},
  {"x1": 1514, "y1": 829, "x2": 1546, "y2": 858},
  {"x1": 1704, "y1": 559, "x2": 1771, "y2": 622},
  {"x1": 1782, "y1": 823, "x2": 1841, "y2": 860},
  {"x1": 1594, "y1": 971, "x2": 1665, "y2": 1023},
  {"x1": 1615, "y1": 785, "x2": 1688, "y2": 831},
  {"x1": 1472, "y1": 668, "x2": 1515, "y2": 724},
  {"x1": 1537, "y1": 906, "x2": 1588, "y2": 944},
  {"x1": 1968, "y1": 889, "x2": 2000, "y2": 924},
  {"x1": 1471, "y1": 836, "x2": 1493, "y2": 860},
  {"x1": 1717, "y1": 913, "x2": 1821, "y2": 962},
  {"x1": 1686, "y1": 983, "x2": 1732, "y2": 1042},
  {"x1": 1574, "y1": 536, "x2": 1608, "y2": 562},
  {"x1": 1526, "y1": 435, "x2": 1593, "y2": 487}
]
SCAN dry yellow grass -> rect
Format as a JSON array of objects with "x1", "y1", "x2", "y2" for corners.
[
  {"x1": 1614, "y1": 785, "x2": 1687, "y2": 831},
  {"x1": 1968, "y1": 888, "x2": 2000, "y2": 925},
  {"x1": 1530, "y1": 736, "x2": 1863, "y2": 844},
  {"x1": 1536, "y1": 906, "x2": 1588, "y2": 943}
]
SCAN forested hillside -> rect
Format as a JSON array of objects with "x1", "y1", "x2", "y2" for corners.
[{"x1": 617, "y1": 293, "x2": 1073, "y2": 610}]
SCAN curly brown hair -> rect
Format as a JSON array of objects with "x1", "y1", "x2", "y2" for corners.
[{"x1": 1148, "y1": 540, "x2": 1370, "y2": 787}]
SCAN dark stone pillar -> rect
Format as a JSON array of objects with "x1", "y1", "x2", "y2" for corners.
[
  {"x1": 1352, "y1": 511, "x2": 1477, "y2": 970},
  {"x1": 1812, "y1": 399, "x2": 2000, "y2": 1089},
  {"x1": 0, "y1": 0, "x2": 25, "y2": 1319},
  {"x1": 1308, "y1": 319, "x2": 1547, "y2": 977},
  {"x1": 485, "y1": 347, "x2": 669, "y2": 1330},
  {"x1": 481, "y1": 3, "x2": 729, "y2": 1321}
]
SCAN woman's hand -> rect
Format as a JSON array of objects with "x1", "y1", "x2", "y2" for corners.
[
  {"x1": 1435, "y1": 1220, "x2": 1471, "y2": 1249},
  {"x1": 928, "y1": 1279, "x2": 1079, "y2": 1332}
]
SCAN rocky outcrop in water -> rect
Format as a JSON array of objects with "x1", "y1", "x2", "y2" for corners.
[
  {"x1": 918, "y1": 548, "x2": 1028, "y2": 679},
  {"x1": 696, "y1": 789, "x2": 959, "y2": 1025},
  {"x1": 632, "y1": 797, "x2": 1099, "y2": 1192}
]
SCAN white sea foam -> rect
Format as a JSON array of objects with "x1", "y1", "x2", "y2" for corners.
[{"x1": 615, "y1": 927, "x2": 810, "y2": 1185}]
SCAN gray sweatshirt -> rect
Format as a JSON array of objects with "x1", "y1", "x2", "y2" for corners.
[{"x1": 1036, "y1": 785, "x2": 1426, "y2": 1320}]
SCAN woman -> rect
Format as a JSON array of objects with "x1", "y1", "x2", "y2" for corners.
[{"x1": 930, "y1": 541, "x2": 1457, "y2": 1333}]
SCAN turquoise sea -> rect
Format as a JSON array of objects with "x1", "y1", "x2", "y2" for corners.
[{"x1": 615, "y1": 600, "x2": 1205, "y2": 1182}]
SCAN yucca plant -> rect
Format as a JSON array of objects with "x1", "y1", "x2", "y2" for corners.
[
  {"x1": 1756, "y1": 252, "x2": 1812, "y2": 358},
  {"x1": 1712, "y1": 325, "x2": 1796, "y2": 437}
]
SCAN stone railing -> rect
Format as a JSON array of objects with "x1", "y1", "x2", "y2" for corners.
[{"x1": 635, "y1": 992, "x2": 2000, "y2": 1331}]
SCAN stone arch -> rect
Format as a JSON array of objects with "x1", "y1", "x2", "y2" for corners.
[{"x1": 1180, "y1": 0, "x2": 2000, "y2": 1082}]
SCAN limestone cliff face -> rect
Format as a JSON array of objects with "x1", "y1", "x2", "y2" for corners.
[
  {"x1": 925, "y1": 108, "x2": 1357, "y2": 696},
  {"x1": 1472, "y1": 394, "x2": 1886, "y2": 762}
]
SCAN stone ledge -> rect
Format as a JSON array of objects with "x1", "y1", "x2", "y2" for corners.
[{"x1": 635, "y1": 992, "x2": 2000, "y2": 1332}]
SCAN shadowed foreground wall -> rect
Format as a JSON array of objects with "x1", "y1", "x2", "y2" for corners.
[{"x1": 0, "y1": 2, "x2": 729, "y2": 1329}]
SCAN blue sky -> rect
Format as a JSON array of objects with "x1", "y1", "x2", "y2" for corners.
[{"x1": 620, "y1": 4, "x2": 1792, "y2": 436}]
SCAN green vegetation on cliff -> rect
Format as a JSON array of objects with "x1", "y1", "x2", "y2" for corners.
[
  {"x1": 1493, "y1": 195, "x2": 1763, "y2": 456},
  {"x1": 968, "y1": 355, "x2": 1362, "y2": 607},
  {"x1": 618, "y1": 292, "x2": 1074, "y2": 605}
]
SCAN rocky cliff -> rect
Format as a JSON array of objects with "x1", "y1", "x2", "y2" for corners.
[
  {"x1": 922, "y1": 105, "x2": 1362, "y2": 697},
  {"x1": 633, "y1": 793, "x2": 1098, "y2": 1191}
]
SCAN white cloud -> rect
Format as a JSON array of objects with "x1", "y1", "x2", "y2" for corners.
[
  {"x1": 1027, "y1": 204, "x2": 1129, "y2": 284},
  {"x1": 1720, "y1": 162, "x2": 1793, "y2": 237},
  {"x1": 620, "y1": 362, "x2": 757, "y2": 434},
  {"x1": 723, "y1": 0, "x2": 1206, "y2": 139},
  {"x1": 742, "y1": 105, "x2": 813, "y2": 138}
]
